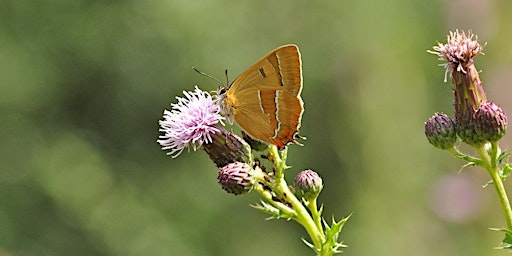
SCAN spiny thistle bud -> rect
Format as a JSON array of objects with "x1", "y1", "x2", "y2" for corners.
[
  {"x1": 474, "y1": 101, "x2": 507, "y2": 142},
  {"x1": 218, "y1": 162, "x2": 255, "y2": 195},
  {"x1": 425, "y1": 113, "x2": 457, "y2": 149},
  {"x1": 294, "y1": 170, "x2": 323, "y2": 201},
  {"x1": 202, "y1": 128, "x2": 252, "y2": 168}
]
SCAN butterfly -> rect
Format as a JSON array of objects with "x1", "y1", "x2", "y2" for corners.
[{"x1": 218, "y1": 44, "x2": 304, "y2": 149}]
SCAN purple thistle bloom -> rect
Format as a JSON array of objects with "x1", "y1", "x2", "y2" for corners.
[{"x1": 157, "y1": 86, "x2": 225, "y2": 157}]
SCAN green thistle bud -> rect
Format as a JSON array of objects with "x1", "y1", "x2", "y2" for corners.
[
  {"x1": 203, "y1": 127, "x2": 252, "y2": 168},
  {"x1": 218, "y1": 162, "x2": 254, "y2": 195},
  {"x1": 474, "y1": 101, "x2": 507, "y2": 142},
  {"x1": 294, "y1": 170, "x2": 323, "y2": 200},
  {"x1": 425, "y1": 113, "x2": 457, "y2": 149}
]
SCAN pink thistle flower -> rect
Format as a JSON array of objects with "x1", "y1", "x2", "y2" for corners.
[{"x1": 157, "y1": 86, "x2": 224, "y2": 157}]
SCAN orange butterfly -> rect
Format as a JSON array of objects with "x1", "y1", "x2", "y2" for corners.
[{"x1": 219, "y1": 44, "x2": 304, "y2": 149}]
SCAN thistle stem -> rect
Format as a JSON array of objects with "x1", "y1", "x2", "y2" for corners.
[
  {"x1": 268, "y1": 146, "x2": 328, "y2": 255},
  {"x1": 308, "y1": 199, "x2": 323, "y2": 235},
  {"x1": 477, "y1": 144, "x2": 512, "y2": 230},
  {"x1": 277, "y1": 178, "x2": 324, "y2": 250},
  {"x1": 447, "y1": 146, "x2": 483, "y2": 165}
]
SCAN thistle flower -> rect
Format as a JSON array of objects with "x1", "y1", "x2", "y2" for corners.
[
  {"x1": 294, "y1": 169, "x2": 323, "y2": 201},
  {"x1": 429, "y1": 30, "x2": 484, "y2": 79},
  {"x1": 157, "y1": 86, "x2": 225, "y2": 157},
  {"x1": 429, "y1": 30, "x2": 488, "y2": 146},
  {"x1": 218, "y1": 162, "x2": 255, "y2": 195},
  {"x1": 425, "y1": 113, "x2": 457, "y2": 150},
  {"x1": 474, "y1": 101, "x2": 507, "y2": 143}
]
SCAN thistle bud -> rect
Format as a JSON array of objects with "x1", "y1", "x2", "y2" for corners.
[
  {"x1": 294, "y1": 170, "x2": 323, "y2": 200},
  {"x1": 474, "y1": 101, "x2": 507, "y2": 142},
  {"x1": 456, "y1": 109, "x2": 485, "y2": 146},
  {"x1": 203, "y1": 128, "x2": 252, "y2": 168},
  {"x1": 217, "y1": 162, "x2": 255, "y2": 195},
  {"x1": 425, "y1": 113, "x2": 457, "y2": 149}
]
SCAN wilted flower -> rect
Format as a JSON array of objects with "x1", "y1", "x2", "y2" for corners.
[
  {"x1": 218, "y1": 162, "x2": 255, "y2": 195},
  {"x1": 294, "y1": 169, "x2": 323, "y2": 200},
  {"x1": 429, "y1": 30, "x2": 484, "y2": 79},
  {"x1": 157, "y1": 86, "x2": 224, "y2": 157},
  {"x1": 425, "y1": 113, "x2": 458, "y2": 149}
]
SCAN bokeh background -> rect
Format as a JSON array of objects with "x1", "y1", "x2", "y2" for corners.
[{"x1": 2, "y1": 0, "x2": 512, "y2": 255}]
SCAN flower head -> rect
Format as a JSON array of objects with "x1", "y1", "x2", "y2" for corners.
[
  {"x1": 429, "y1": 30, "x2": 484, "y2": 80},
  {"x1": 157, "y1": 86, "x2": 224, "y2": 157}
]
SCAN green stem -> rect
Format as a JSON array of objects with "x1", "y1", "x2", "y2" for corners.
[
  {"x1": 308, "y1": 199, "x2": 323, "y2": 234},
  {"x1": 307, "y1": 199, "x2": 333, "y2": 256},
  {"x1": 253, "y1": 182, "x2": 296, "y2": 217},
  {"x1": 277, "y1": 178, "x2": 324, "y2": 250},
  {"x1": 447, "y1": 147, "x2": 483, "y2": 165},
  {"x1": 270, "y1": 146, "x2": 287, "y2": 180},
  {"x1": 477, "y1": 144, "x2": 512, "y2": 230},
  {"x1": 268, "y1": 146, "x2": 327, "y2": 255}
]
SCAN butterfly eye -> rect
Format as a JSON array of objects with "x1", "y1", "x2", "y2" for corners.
[{"x1": 218, "y1": 87, "x2": 227, "y2": 95}]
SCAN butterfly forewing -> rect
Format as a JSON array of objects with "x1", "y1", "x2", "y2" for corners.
[{"x1": 229, "y1": 45, "x2": 302, "y2": 95}]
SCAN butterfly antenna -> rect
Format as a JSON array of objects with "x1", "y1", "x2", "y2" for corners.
[
  {"x1": 192, "y1": 67, "x2": 223, "y2": 86},
  {"x1": 224, "y1": 69, "x2": 230, "y2": 86}
]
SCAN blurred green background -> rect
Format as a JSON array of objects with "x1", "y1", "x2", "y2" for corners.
[{"x1": 2, "y1": 0, "x2": 512, "y2": 255}]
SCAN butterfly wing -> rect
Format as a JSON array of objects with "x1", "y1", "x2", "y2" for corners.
[
  {"x1": 225, "y1": 44, "x2": 304, "y2": 149},
  {"x1": 229, "y1": 44, "x2": 302, "y2": 96},
  {"x1": 232, "y1": 88, "x2": 303, "y2": 148}
]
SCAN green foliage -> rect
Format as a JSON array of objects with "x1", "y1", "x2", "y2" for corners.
[
  {"x1": 491, "y1": 228, "x2": 512, "y2": 250},
  {"x1": 251, "y1": 200, "x2": 296, "y2": 220},
  {"x1": 323, "y1": 216, "x2": 351, "y2": 254}
]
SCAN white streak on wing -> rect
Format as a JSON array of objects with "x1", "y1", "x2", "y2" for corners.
[
  {"x1": 257, "y1": 90, "x2": 265, "y2": 114},
  {"x1": 272, "y1": 90, "x2": 281, "y2": 139},
  {"x1": 275, "y1": 51, "x2": 285, "y2": 87}
]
